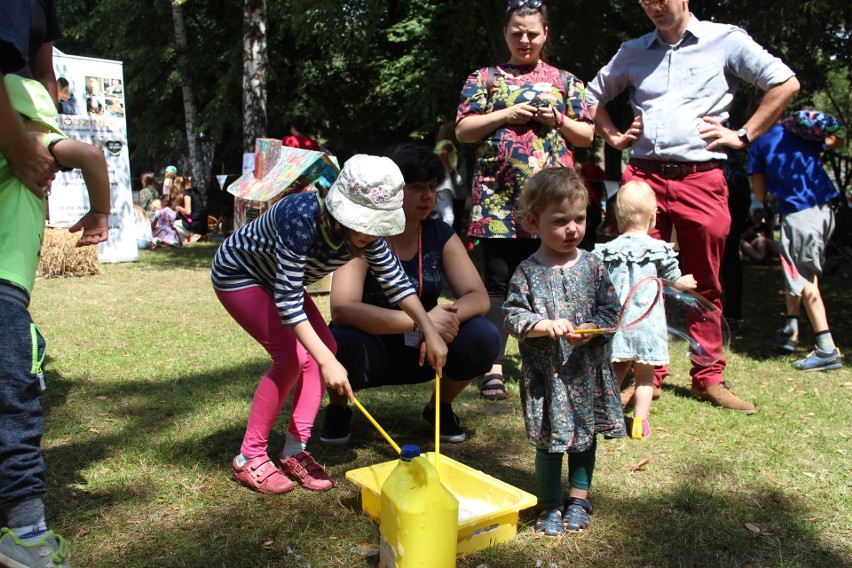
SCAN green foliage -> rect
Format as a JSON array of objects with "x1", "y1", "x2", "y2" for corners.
[
  {"x1": 56, "y1": 0, "x2": 243, "y2": 175},
  {"x1": 54, "y1": 1, "x2": 851, "y2": 175}
]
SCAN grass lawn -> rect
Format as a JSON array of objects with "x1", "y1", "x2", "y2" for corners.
[{"x1": 29, "y1": 242, "x2": 851, "y2": 567}]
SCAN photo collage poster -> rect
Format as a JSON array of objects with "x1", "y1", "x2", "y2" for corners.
[{"x1": 51, "y1": 48, "x2": 137, "y2": 263}]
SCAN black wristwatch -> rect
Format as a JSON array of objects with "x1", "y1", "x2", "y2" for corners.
[{"x1": 736, "y1": 127, "x2": 750, "y2": 146}]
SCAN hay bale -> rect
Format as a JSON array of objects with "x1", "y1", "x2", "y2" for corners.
[{"x1": 37, "y1": 227, "x2": 102, "y2": 278}]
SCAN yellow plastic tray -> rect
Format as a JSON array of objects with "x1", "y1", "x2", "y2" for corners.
[{"x1": 345, "y1": 453, "x2": 537, "y2": 554}]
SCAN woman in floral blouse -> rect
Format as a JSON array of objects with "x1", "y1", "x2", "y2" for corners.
[{"x1": 455, "y1": 0, "x2": 594, "y2": 400}]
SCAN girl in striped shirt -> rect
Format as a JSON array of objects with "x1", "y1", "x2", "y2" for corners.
[{"x1": 212, "y1": 155, "x2": 447, "y2": 494}]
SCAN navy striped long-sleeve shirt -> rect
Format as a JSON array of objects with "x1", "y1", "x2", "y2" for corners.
[{"x1": 212, "y1": 192, "x2": 413, "y2": 326}]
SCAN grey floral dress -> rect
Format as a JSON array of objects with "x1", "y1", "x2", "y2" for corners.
[{"x1": 504, "y1": 252, "x2": 626, "y2": 453}]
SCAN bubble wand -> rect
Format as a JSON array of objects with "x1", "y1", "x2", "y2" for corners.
[{"x1": 574, "y1": 275, "x2": 662, "y2": 334}]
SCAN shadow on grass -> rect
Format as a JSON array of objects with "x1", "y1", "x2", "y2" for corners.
[
  {"x1": 583, "y1": 462, "x2": 851, "y2": 568},
  {"x1": 41, "y1": 359, "x2": 266, "y2": 491},
  {"x1": 40, "y1": 366, "x2": 850, "y2": 567},
  {"x1": 49, "y1": 429, "x2": 851, "y2": 568}
]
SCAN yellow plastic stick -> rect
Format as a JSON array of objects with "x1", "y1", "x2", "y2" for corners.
[
  {"x1": 351, "y1": 396, "x2": 401, "y2": 455},
  {"x1": 573, "y1": 328, "x2": 607, "y2": 334},
  {"x1": 434, "y1": 373, "x2": 441, "y2": 469}
]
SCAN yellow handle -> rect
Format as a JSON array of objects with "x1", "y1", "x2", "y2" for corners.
[
  {"x1": 434, "y1": 373, "x2": 441, "y2": 469},
  {"x1": 351, "y1": 397, "x2": 401, "y2": 455},
  {"x1": 573, "y1": 328, "x2": 607, "y2": 334}
]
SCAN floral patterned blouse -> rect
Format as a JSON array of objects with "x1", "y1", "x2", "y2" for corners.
[
  {"x1": 504, "y1": 252, "x2": 626, "y2": 453},
  {"x1": 456, "y1": 62, "x2": 593, "y2": 239}
]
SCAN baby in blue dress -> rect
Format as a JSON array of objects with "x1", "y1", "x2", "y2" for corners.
[{"x1": 594, "y1": 181, "x2": 696, "y2": 440}]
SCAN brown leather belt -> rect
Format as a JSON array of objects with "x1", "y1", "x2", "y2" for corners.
[{"x1": 629, "y1": 159, "x2": 723, "y2": 179}]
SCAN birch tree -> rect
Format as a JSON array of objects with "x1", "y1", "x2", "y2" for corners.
[
  {"x1": 171, "y1": 0, "x2": 206, "y2": 195},
  {"x1": 242, "y1": 0, "x2": 267, "y2": 153}
]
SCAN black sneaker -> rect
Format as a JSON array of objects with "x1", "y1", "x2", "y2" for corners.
[
  {"x1": 320, "y1": 404, "x2": 352, "y2": 445},
  {"x1": 422, "y1": 402, "x2": 467, "y2": 443},
  {"x1": 771, "y1": 328, "x2": 799, "y2": 351}
]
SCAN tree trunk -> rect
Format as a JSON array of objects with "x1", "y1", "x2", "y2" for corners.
[
  {"x1": 171, "y1": 0, "x2": 207, "y2": 198},
  {"x1": 242, "y1": 0, "x2": 267, "y2": 153},
  {"x1": 483, "y1": 0, "x2": 509, "y2": 63}
]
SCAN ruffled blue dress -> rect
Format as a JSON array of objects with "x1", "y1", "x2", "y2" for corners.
[{"x1": 593, "y1": 233, "x2": 683, "y2": 365}]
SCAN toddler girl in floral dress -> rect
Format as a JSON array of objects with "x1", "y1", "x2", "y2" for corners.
[{"x1": 504, "y1": 167, "x2": 625, "y2": 538}]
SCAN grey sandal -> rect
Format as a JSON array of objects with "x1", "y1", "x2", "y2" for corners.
[
  {"x1": 563, "y1": 497, "x2": 592, "y2": 532},
  {"x1": 534, "y1": 507, "x2": 564, "y2": 538}
]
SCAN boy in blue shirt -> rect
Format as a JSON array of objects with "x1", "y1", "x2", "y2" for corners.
[{"x1": 748, "y1": 110, "x2": 844, "y2": 371}]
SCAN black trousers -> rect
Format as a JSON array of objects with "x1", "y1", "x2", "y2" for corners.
[{"x1": 481, "y1": 237, "x2": 540, "y2": 367}]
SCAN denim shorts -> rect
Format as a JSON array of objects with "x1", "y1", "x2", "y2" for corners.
[{"x1": 0, "y1": 281, "x2": 47, "y2": 507}]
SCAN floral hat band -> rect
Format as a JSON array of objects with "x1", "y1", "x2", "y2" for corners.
[
  {"x1": 781, "y1": 110, "x2": 845, "y2": 142},
  {"x1": 325, "y1": 154, "x2": 405, "y2": 237}
]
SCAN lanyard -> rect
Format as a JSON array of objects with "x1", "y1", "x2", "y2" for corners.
[{"x1": 416, "y1": 224, "x2": 422, "y2": 299}]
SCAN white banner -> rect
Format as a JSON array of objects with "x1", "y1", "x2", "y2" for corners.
[{"x1": 51, "y1": 48, "x2": 137, "y2": 263}]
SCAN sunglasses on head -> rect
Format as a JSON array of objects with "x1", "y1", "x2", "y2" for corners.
[
  {"x1": 638, "y1": 0, "x2": 668, "y2": 9},
  {"x1": 507, "y1": 0, "x2": 543, "y2": 10}
]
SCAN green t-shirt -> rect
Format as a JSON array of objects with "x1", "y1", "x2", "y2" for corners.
[{"x1": 0, "y1": 131, "x2": 65, "y2": 296}]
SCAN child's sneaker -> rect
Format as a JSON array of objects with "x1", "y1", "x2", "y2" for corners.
[
  {"x1": 630, "y1": 417, "x2": 652, "y2": 440},
  {"x1": 279, "y1": 452, "x2": 334, "y2": 492},
  {"x1": 771, "y1": 328, "x2": 799, "y2": 351},
  {"x1": 232, "y1": 455, "x2": 295, "y2": 494},
  {"x1": 562, "y1": 497, "x2": 592, "y2": 533},
  {"x1": 0, "y1": 528, "x2": 72, "y2": 567},
  {"x1": 791, "y1": 349, "x2": 843, "y2": 371}
]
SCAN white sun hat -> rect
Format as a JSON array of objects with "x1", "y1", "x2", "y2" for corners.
[{"x1": 325, "y1": 154, "x2": 405, "y2": 236}]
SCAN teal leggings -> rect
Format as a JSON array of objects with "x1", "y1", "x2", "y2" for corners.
[{"x1": 535, "y1": 440, "x2": 597, "y2": 510}]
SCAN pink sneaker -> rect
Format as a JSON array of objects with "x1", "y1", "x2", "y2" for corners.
[
  {"x1": 232, "y1": 455, "x2": 295, "y2": 494},
  {"x1": 279, "y1": 452, "x2": 334, "y2": 492}
]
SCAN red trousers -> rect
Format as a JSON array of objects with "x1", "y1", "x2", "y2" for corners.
[{"x1": 622, "y1": 165, "x2": 730, "y2": 389}]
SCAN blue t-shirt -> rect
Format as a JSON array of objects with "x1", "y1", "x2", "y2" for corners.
[
  {"x1": 0, "y1": 2, "x2": 31, "y2": 73},
  {"x1": 747, "y1": 124, "x2": 839, "y2": 214},
  {"x1": 362, "y1": 219, "x2": 454, "y2": 312}
]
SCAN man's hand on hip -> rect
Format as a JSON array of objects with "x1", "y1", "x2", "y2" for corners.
[{"x1": 699, "y1": 116, "x2": 745, "y2": 151}]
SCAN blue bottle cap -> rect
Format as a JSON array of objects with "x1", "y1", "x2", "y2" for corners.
[{"x1": 400, "y1": 444, "x2": 421, "y2": 460}]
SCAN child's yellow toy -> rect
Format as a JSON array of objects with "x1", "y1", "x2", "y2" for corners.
[
  {"x1": 347, "y1": 375, "x2": 537, "y2": 556},
  {"x1": 378, "y1": 445, "x2": 457, "y2": 567}
]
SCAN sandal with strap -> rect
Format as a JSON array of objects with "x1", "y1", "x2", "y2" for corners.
[
  {"x1": 534, "y1": 507, "x2": 564, "y2": 538},
  {"x1": 563, "y1": 497, "x2": 592, "y2": 533},
  {"x1": 478, "y1": 373, "x2": 507, "y2": 401}
]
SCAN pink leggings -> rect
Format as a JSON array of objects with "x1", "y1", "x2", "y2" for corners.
[{"x1": 215, "y1": 286, "x2": 335, "y2": 459}]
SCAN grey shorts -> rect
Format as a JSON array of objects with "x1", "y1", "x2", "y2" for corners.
[{"x1": 779, "y1": 203, "x2": 835, "y2": 296}]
